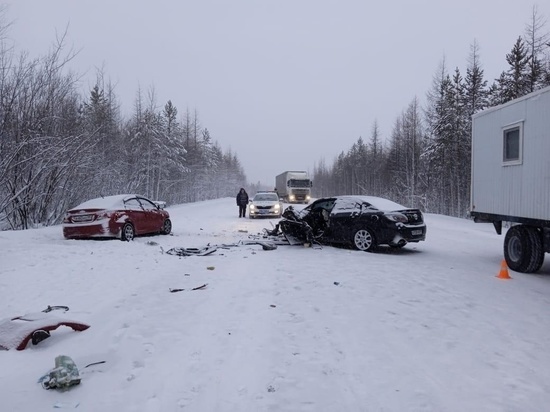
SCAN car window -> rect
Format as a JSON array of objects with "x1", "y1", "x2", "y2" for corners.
[
  {"x1": 333, "y1": 198, "x2": 363, "y2": 213},
  {"x1": 124, "y1": 198, "x2": 142, "y2": 210},
  {"x1": 360, "y1": 197, "x2": 405, "y2": 211},
  {"x1": 138, "y1": 197, "x2": 158, "y2": 210},
  {"x1": 299, "y1": 199, "x2": 335, "y2": 218},
  {"x1": 312, "y1": 199, "x2": 335, "y2": 213}
]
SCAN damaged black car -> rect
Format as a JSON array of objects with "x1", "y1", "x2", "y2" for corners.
[{"x1": 269, "y1": 196, "x2": 426, "y2": 251}]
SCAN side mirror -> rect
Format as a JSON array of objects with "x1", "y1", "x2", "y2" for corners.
[{"x1": 153, "y1": 201, "x2": 166, "y2": 210}]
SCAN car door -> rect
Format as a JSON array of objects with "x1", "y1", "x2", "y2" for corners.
[
  {"x1": 328, "y1": 198, "x2": 364, "y2": 242},
  {"x1": 137, "y1": 197, "x2": 164, "y2": 233},
  {"x1": 123, "y1": 197, "x2": 149, "y2": 234},
  {"x1": 302, "y1": 198, "x2": 336, "y2": 238}
]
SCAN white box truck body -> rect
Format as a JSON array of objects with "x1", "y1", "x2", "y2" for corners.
[
  {"x1": 470, "y1": 85, "x2": 550, "y2": 272},
  {"x1": 275, "y1": 171, "x2": 312, "y2": 204}
]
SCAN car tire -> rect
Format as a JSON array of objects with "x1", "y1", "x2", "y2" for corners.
[
  {"x1": 161, "y1": 219, "x2": 172, "y2": 235},
  {"x1": 352, "y1": 227, "x2": 376, "y2": 251},
  {"x1": 121, "y1": 223, "x2": 135, "y2": 241}
]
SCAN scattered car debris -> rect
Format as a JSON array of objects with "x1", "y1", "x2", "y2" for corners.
[
  {"x1": 221, "y1": 240, "x2": 278, "y2": 251},
  {"x1": 42, "y1": 305, "x2": 70, "y2": 313},
  {"x1": 83, "y1": 360, "x2": 107, "y2": 368},
  {"x1": 40, "y1": 355, "x2": 81, "y2": 390},
  {"x1": 166, "y1": 246, "x2": 217, "y2": 257},
  {"x1": 0, "y1": 306, "x2": 90, "y2": 351},
  {"x1": 52, "y1": 402, "x2": 81, "y2": 408},
  {"x1": 169, "y1": 284, "x2": 208, "y2": 293},
  {"x1": 165, "y1": 240, "x2": 278, "y2": 259}
]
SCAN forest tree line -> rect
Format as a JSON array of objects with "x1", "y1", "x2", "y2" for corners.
[
  {"x1": 0, "y1": 20, "x2": 247, "y2": 230},
  {"x1": 312, "y1": 6, "x2": 550, "y2": 217}
]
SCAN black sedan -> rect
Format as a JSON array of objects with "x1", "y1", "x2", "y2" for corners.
[{"x1": 275, "y1": 196, "x2": 426, "y2": 251}]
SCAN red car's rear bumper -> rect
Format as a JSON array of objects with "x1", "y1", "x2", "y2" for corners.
[{"x1": 63, "y1": 220, "x2": 120, "y2": 239}]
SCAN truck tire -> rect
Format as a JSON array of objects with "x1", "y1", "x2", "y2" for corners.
[
  {"x1": 504, "y1": 225, "x2": 544, "y2": 273},
  {"x1": 525, "y1": 227, "x2": 545, "y2": 273}
]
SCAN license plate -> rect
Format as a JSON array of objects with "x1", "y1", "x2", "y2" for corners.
[
  {"x1": 411, "y1": 229, "x2": 423, "y2": 235},
  {"x1": 72, "y1": 214, "x2": 93, "y2": 222}
]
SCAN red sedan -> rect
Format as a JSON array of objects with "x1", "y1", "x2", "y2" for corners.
[{"x1": 62, "y1": 194, "x2": 171, "y2": 241}]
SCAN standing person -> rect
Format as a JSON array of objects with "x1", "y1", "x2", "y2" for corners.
[{"x1": 236, "y1": 188, "x2": 249, "y2": 218}]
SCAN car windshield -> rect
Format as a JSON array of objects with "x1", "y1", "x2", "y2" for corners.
[{"x1": 254, "y1": 194, "x2": 278, "y2": 201}]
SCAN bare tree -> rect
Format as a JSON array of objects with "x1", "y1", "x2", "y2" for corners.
[{"x1": 524, "y1": 5, "x2": 550, "y2": 91}]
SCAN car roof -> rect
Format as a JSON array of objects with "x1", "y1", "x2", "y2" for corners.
[
  {"x1": 331, "y1": 196, "x2": 408, "y2": 211},
  {"x1": 71, "y1": 194, "x2": 141, "y2": 210}
]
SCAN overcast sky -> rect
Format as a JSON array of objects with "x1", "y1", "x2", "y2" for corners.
[{"x1": 4, "y1": 1, "x2": 549, "y2": 187}]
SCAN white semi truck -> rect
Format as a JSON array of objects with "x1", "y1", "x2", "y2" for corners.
[
  {"x1": 275, "y1": 171, "x2": 312, "y2": 204},
  {"x1": 470, "y1": 86, "x2": 550, "y2": 273}
]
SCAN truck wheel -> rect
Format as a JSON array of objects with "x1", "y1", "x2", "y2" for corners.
[
  {"x1": 504, "y1": 225, "x2": 540, "y2": 273},
  {"x1": 525, "y1": 227, "x2": 545, "y2": 273}
]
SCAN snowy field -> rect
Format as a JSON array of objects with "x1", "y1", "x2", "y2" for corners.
[{"x1": 1, "y1": 197, "x2": 550, "y2": 412}]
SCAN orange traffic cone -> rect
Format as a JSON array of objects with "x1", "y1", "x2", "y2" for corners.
[{"x1": 496, "y1": 260, "x2": 512, "y2": 279}]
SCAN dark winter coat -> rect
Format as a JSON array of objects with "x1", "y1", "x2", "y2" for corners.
[{"x1": 236, "y1": 190, "x2": 249, "y2": 206}]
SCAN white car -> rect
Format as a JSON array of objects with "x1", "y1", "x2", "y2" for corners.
[{"x1": 249, "y1": 191, "x2": 283, "y2": 219}]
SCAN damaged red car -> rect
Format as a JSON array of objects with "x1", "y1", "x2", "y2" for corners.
[{"x1": 62, "y1": 194, "x2": 171, "y2": 241}]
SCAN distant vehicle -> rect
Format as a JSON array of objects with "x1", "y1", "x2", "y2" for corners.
[
  {"x1": 62, "y1": 194, "x2": 171, "y2": 241},
  {"x1": 275, "y1": 171, "x2": 312, "y2": 203},
  {"x1": 249, "y1": 191, "x2": 283, "y2": 219},
  {"x1": 470, "y1": 86, "x2": 550, "y2": 273},
  {"x1": 271, "y1": 196, "x2": 426, "y2": 251}
]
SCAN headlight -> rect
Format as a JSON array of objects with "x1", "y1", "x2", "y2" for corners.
[
  {"x1": 385, "y1": 212, "x2": 408, "y2": 223},
  {"x1": 289, "y1": 195, "x2": 295, "y2": 201},
  {"x1": 274, "y1": 204, "x2": 280, "y2": 210},
  {"x1": 250, "y1": 204, "x2": 255, "y2": 210}
]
